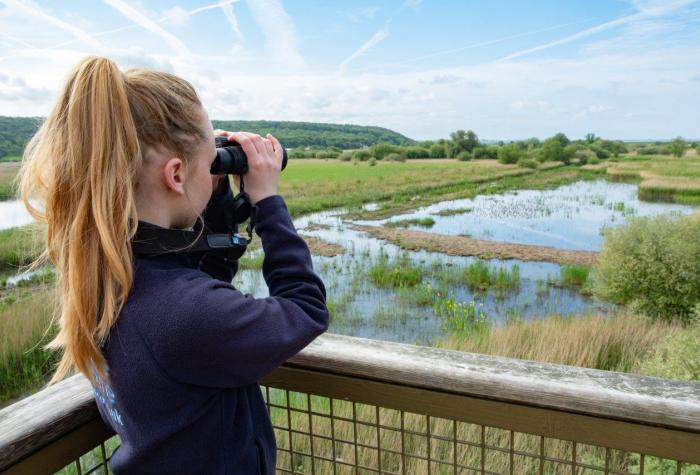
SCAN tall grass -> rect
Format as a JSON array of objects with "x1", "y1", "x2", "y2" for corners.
[
  {"x1": 0, "y1": 286, "x2": 58, "y2": 406},
  {"x1": 557, "y1": 264, "x2": 590, "y2": 287},
  {"x1": 384, "y1": 217, "x2": 435, "y2": 228},
  {"x1": 369, "y1": 253, "x2": 422, "y2": 288},
  {"x1": 437, "y1": 312, "x2": 674, "y2": 372},
  {"x1": 464, "y1": 260, "x2": 520, "y2": 293},
  {"x1": 0, "y1": 224, "x2": 44, "y2": 271}
]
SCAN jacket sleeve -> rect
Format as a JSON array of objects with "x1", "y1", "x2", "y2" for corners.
[{"x1": 152, "y1": 195, "x2": 329, "y2": 388}]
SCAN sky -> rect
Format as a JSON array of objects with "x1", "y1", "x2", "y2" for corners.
[{"x1": 0, "y1": 0, "x2": 698, "y2": 141}]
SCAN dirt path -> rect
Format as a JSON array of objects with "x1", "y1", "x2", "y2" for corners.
[{"x1": 351, "y1": 224, "x2": 597, "y2": 266}]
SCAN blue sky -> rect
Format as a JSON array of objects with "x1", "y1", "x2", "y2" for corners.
[{"x1": 0, "y1": 0, "x2": 698, "y2": 140}]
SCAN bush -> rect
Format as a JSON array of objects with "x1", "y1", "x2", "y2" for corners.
[
  {"x1": 338, "y1": 151, "x2": 352, "y2": 161},
  {"x1": 429, "y1": 144, "x2": 446, "y2": 158},
  {"x1": 594, "y1": 215, "x2": 700, "y2": 323},
  {"x1": 637, "y1": 146, "x2": 659, "y2": 156},
  {"x1": 588, "y1": 156, "x2": 601, "y2": 165},
  {"x1": 315, "y1": 150, "x2": 340, "y2": 159},
  {"x1": 516, "y1": 158, "x2": 538, "y2": 169},
  {"x1": 589, "y1": 145, "x2": 610, "y2": 159},
  {"x1": 368, "y1": 142, "x2": 397, "y2": 159},
  {"x1": 472, "y1": 146, "x2": 498, "y2": 159},
  {"x1": 385, "y1": 152, "x2": 406, "y2": 162},
  {"x1": 368, "y1": 157, "x2": 377, "y2": 166},
  {"x1": 352, "y1": 150, "x2": 371, "y2": 161},
  {"x1": 574, "y1": 149, "x2": 595, "y2": 165},
  {"x1": 456, "y1": 151, "x2": 472, "y2": 161},
  {"x1": 497, "y1": 144, "x2": 524, "y2": 164},
  {"x1": 402, "y1": 146, "x2": 431, "y2": 159}
]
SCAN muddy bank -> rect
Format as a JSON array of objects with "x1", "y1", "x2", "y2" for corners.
[
  {"x1": 350, "y1": 224, "x2": 597, "y2": 266},
  {"x1": 299, "y1": 234, "x2": 344, "y2": 257}
]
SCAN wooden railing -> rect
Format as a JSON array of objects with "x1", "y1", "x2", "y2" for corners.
[{"x1": 1, "y1": 333, "x2": 699, "y2": 474}]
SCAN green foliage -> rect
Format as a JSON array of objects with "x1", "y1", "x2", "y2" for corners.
[
  {"x1": 585, "y1": 133, "x2": 597, "y2": 143},
  {"x1": 551, "y1": 132, "x2": 570, "y2": 147},
  {"x1": 370, "y1": 255, "x2": 422, "y2": 288},
  {"x1": 448, "y1": 129, "x2": 479, "y2": 158},
  {"x1": 402, "y1": 146, "x2": 431, "y2": 159},
  {"x1": 211, "y1": 119, "x2": 413, "y2": 149},
  {"x1": 433, "y1": 297, "x2": 488, "y2": 333},
  {"x1": 638, "y1": 319, "x2": 700, "y2": 381},
  {"x1": 352, "y1": 150, "x2": 371, "y2": 161},
  {"x1": 0, "y1": 225, "x2": 42, "y2": 271},
  {"x1": 0, "y1": 116, "x2": 43, "y2": 159},
  {"x1": 516, "y1": 158, "x2": 538, "y2": 169},
  {"x1": 456, "y1": 151, "x2": 472, "y2": 161},
  {"x1": 538, "y1": 137, "x2": 575, "y2": 164},
  {"x1": 464, "y1": 260, "x2": 520, "y2": 292},
  {"x1": 472, "y1": 146, "x2": 498, "y2": 159},
  {"x1": 589, "y1": 144, "x2": 610, "y2": 159},
  {"x1": 315, "y1": 150, "x2": 339, "y2": 159},
  {"x1": 599, "y1": 139, "x2": 627, "y2": 157},
  {"x1": 559, "y1": 265, "x2": 590, "y2": 287},
  {"x1": 338, "y1": 151, "x2": 352, "y2": 161},
  {"x1": 574, "y1": 149, "x2": 594, "y2": 165},
  {"x1": 369, "y1": 142, "x2": 398, "y2": 159},
  {"x1": 669, "y1": 136, "x2": 687, "y2": 157},
  {"x1": 384, "y1": 152, "x2": 406, "y2": 162},
  {"x1": 497, "y1": 143, "x2": 524, "y2": 164},
  {"x1": 429, "y1": 143, "x2": 446, "y2": 158},
  {"x1": 594, "y1": 215, "x2": 700, "y2": 322},
  {"x1": 368, "y1": 157, "x2": 377, "y2": 166}
]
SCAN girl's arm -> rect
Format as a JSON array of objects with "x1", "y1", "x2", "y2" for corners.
[{"x1": 145, "y1": 194, "x2": 329, "y2": 388}]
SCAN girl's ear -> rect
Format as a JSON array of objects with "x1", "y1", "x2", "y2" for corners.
[{"x1": 163, "y1": 157, "x2": 186, "y2": 195}]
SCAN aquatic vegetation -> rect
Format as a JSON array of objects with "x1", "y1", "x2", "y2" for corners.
[
  {"x1": 434, "y1": 207, "x2": 473, "y2": 217},
  {"x1": 369, "y1": 252, "x2": 422, "y2": 288},
  {"x1": 433, "y1": 296, "x2": 488, "y2": 333},
  {"x1": 384, "y1": 217, "x2": 435, "y2": 228},
  {"x1": 557, "y1": 265, "x2": 590, "y2": 287},
  {"x1": 464, "y1": 260, "x2": 520, "y2": 293}
]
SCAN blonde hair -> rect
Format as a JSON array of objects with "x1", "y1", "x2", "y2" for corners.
[{"x1": 18, "y1": 56, "x2": 206, "y2": 386}]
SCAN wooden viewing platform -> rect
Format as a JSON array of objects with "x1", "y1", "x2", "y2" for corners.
[{"x1": 1, "y1": 333, "x2": 699, "y2": 473}]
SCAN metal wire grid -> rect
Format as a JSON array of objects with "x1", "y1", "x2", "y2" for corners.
[
  {"x1": 262, "y1": 386, "x2": 695, "y2": 475},
  {"x1": 57, "y1": 436, "x2": 118, "y2": 475}
]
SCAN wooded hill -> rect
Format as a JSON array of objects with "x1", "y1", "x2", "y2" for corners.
[{"x1": 0, "y1": 116, "x2": 414, "y2": 159}]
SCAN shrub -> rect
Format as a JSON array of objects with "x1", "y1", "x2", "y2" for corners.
[
  {"x1": 589, "y1": 145, "x2": 610, "y2": 159},
  {"x1": 385, "y1": 152, "x2": 406, "y2": 162},
  {"x1": 516, "y1": 158, "x2": 538, "y2": 169},
  {"x1": 352, "y1": 150, "x2": 371, "y2": 161},
  {"x1": 368, "y1": 142, "x2": 397, "y2": 159},
  {"x1": 588, "y1": 156, "x2": 601, "y2": 165},
  {"x1": 429, "y1": 144, "x2": 446, "y2": 158},
  {"x1": 574, "y1": 149, "x2": 595, "y2": 165},
  {"x1": 338, "y1": 151, "x2": 352, "y2": 161},
  {"x1": 315, "y1": 150, "x2": 340, "y2": 159},
  {"x1": 537, "y1": 137, "x2": 574, "y2": 163},
  {"x1": 472, "y1": 146, "x2": 498, "y2": 159},
  {"x1": 637, "y1": 146, "x2": 659, "y2": 156},
  {"x1": 669, "y1": 137, "x2": 687, "y2": 157},
  {"x1": 402, "y1": 146, "x2": 431, "y2": 159},
  {"x1": 497, "y1": 144, "x2": 524, "y2": 164},
  {"x1": 594, "y1": 215, "x2": 700, "y2": 323},
  {"x1": 368, "y1": 157, "x2": 377, "y2": 166},
  {"x1": 457, "y1": 151, "x2": 472, "y2": 161}
]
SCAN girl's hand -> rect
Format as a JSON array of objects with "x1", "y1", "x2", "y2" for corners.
[{"x1": 213, "y1": 129, "x2": 283, "y2": 205}]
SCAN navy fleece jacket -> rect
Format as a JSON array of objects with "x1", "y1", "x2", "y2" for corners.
[{"x1": 92, "y1": 184, "x2": 329, "y2": 474}]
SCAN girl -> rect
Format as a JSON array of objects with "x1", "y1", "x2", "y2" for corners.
[{"x1": 18, "y1": 56, "x2": 329, "y2": 474}]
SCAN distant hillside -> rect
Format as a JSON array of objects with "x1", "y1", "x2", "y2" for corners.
[
  {"x1": 211, "y1": 120, "x2": 414, "y2": 149},
  {"x1": 0, "y1": 116, "x2": 43, "y2": 160},
  {"x1": 0, "y1": 116, "x2": 414, "y2": 159}
]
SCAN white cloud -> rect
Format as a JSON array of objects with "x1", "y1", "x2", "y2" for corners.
[
  {"x1": 338, "y1": 24, "x2": 390, "y2": 74},
  {"x1": 344, "y1": 6, "x2": 380, "y2": 23},
  {"x1": 103, "y1": 0, "x2": 191, "y2": 57},
  {"x1": 221, "y1": 1, "x2": 244, "y2": 43},
  {"x1": 244, "y1": 0, "x2": 305, "y2": 70}
]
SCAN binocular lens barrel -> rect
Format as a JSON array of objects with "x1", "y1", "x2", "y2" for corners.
[{"x1": 210, "y1": 136, "x2": 288, "y2": 175}]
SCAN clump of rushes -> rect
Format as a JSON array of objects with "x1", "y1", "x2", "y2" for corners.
[
  {"x1": 384, "y1": 217, "x2": 435, "y2": 229},
  {"x1": 369, "y1": 253, "x2": 422, "y2": 288},
  {"x1": 433, "y1": 296, "x2": 488, "y2": 333},
  {"x1": 558, "y1": 265, "x2": 590, "y2": 287},
  {"x1": 434, "y1": 207, "x2": 473, "y2": 217},
  {"x1": 464, "y1": 260, "x2": 520, "y2": 292}
]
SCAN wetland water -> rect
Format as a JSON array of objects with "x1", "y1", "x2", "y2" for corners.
[{"x1": 3, "y1": 180, "x2": 695, "y2": 345}]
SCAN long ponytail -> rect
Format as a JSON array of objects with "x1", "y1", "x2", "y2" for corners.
[{"x1": 18, "y1": 57, "x2": 204, "y2": 386}]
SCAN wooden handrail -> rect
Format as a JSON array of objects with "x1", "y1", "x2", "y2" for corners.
[{"x1": 1, "y1": 333, "x2": 699, "y2": 471}]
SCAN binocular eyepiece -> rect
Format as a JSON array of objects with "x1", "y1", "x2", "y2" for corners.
[{"x1": 210, "y1": 136, "x2": 288, "y2": 175}]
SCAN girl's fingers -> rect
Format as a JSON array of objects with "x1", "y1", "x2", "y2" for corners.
[
  {"x1": 262, "y1": 137, "x2": 275, "y2": 156},
  {"x1": 241, "y1": 131, "x2": 265, "y2": 156},
  {"x1": 227, "y1": 132, "x2": 258, "y2": 163},
  {"x1": 268, "y1": 134, "x2": 284, "y2": 162}
]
